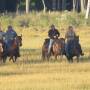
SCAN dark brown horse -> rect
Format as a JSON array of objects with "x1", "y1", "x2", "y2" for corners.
[
  {"x1": 42, "y1": 38, "x2": 65, "y2": 60},
  {"x1": 65, "y1": 36, "x2": 82, "y2": 63},
  {"x1": 3, "y1": 35, "x2": 22, "y2": 63}
]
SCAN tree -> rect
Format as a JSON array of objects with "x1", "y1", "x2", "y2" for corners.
[
  {"x1": 80, "y1": 0, "x2": 85, "y2": 12},
  {"x1": 52, "y1": 0, "x2": 56, "y2": 10},
  {"x1": 42, "y1": 0, "x2": 46, "y2": 12},
  {"x1": 62, "y1": 0, "x2": 66, "y2": 10},
  {"x1": 26, "y1": 0, "x2": 30, "y2": 14},
  {"x1": 73, "y1": 0, "x2": 76, "y2": 11},
  {"x1": 85, "y1": 0, "x2": 90, "y2": 19}
]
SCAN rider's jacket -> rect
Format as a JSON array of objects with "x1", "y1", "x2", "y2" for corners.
[
  {"x1": 0, "y1": 31, "x2": 5, "y2": 40},
  {"x1": 48, "y1": 29, "x2": 60, "y2": 39},
  {"x1": 65, "y1": 30, "x2": 76, "y2": 41},
  {"x1": 5, "y1": 29, "x2": 17, "y2": 40}
]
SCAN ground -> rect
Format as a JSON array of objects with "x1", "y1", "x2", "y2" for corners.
[{"x1": 0, "y1": 25, "x2": 90, "y2": 90}]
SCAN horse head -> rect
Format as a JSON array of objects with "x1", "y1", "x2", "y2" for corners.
[{"x1": 16, "y1": 35, "x2": 22, "y2": 47}]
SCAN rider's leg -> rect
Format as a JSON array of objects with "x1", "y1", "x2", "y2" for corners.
[
  {"x1": 65, "y1": 41, "x2": 69, "y2": 56},
  {"x1": 48, "y1": 39, "x2": 54, "y2": 54}
]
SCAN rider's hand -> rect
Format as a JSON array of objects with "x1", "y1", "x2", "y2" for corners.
[
  {"x1": 54, "y1": 36, "x2": 56, "y2": 38},
  {"x1": 56, "y1": 34, "x2": 59, "y2": 37}
]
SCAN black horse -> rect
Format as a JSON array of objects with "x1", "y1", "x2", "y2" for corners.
[{"x1": 65, "y1": 36, "x2": 83, "y2": 63}]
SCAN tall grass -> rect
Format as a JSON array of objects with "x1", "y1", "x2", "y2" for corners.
[
  {"x1": 0, "y1": 11, "x2": 90, "y2": 30},
  {"x1": 0, "y1": 12, "x2": 90, "y2": 90}
]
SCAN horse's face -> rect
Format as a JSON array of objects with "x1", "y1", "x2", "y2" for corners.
[{"x1": 16, "y1": 35, "x2": 22, "y2": 46}]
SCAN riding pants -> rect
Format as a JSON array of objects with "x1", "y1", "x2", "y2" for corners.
[{"x1": 48, "y1": 39, "x2": 54, "y2": 54}]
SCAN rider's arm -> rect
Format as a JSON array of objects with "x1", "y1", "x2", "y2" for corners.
[{"x1": 48, "y1": 30, "x2": 52, "y2": 38}]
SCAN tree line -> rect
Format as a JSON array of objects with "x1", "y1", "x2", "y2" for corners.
[{"x1": 24, "y1": 0, "x2": 90, "y2": 19}]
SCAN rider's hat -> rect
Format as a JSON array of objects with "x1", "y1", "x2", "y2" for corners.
[
  {"x1": 8, "y1": 25, "x2": 12, "y2": 29},
  {"x1": 51, "y1": 24, "x2": 55, "y2": 28}
]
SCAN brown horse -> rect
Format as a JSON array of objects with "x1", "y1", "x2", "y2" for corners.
[
  {"x1": 42, "y1": 38, "x2": 65, "y2": 60},
  {"x1": 42, "y1": 38, "x2": 49, "y2": 60},
  {"x1": 52, "y1": 38, "x2": 65, "y2": 60},
  {"x1": 3, "y1": 35, "x2": 22, "y2": 63}
]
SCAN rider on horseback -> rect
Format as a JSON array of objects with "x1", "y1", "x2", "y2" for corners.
[
  {"x1": 65, "y1": 26, "x2": 84, "y2": 56},
  {"x1": 5, "y1": 25, "x2": 20, "y2": 57},
  {"x1": 0, "y1": 23, "x2": 6, "y2": 50},
  {"x1": 0, "y1": 24, "x2": 5, "y2": 41},
  {"x1": 48, "y1": 24, "x2": 60, "y2": 54},
  {"x1": 5, "y1": 25, "x2": 17, "y2": 48}
]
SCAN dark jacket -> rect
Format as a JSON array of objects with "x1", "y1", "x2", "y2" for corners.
[
  {"x1": 48, "y1": 29, "x2": 60, "y2": 39},
  {"x1": 5, "y1": 29, "x2": 17, "y2": 40}
]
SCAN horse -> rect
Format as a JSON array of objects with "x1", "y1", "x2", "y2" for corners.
[
  {"x1": 65, "y1": 36, "x2": 82, "y2": 63},
  {"x1": 42, "y1": 38, "x2": 49, "y2": 60},
  {"x1": 0, "y1": 40, "x2": 4, "y2": 63},
  {"x1": 52, "y1": 38, "x2": 65, "y2": 60},
  {"x1": 3, "y1": 35, "x2": 22, "y2": 63},
  {"x1": 42, "y1": 38, "x2": 65, "y2": 60}
]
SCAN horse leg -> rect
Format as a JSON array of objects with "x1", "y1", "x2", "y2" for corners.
[
  {"x1": 42, "y1": 51, "x2": 46, "y2": 61},
  {"x1": 60, "y1": 55, "x2": 63, "y2": 62},
  {"x1": 47, "y1": 53, "x2": 51, "y2": 61},
  {"x1": 67, "y1": 57, "x2": 73, "y2": 63},
  {"x1": 77, "y1": 56, "x2": 79, "y2": 63},
  {"x1": 12, "y1": 56, "x2": 17, "y2": 63},
  {"x1": 55, "y1": 54, "x2": 57, "y2": 60},
  {"x1": 71, "y1": 58, "x2": 73, "y2": 63},
  {"x1": 0, "y1": 57, "x2": 2, "y2": 64},
  {"x1": 9, "y1": 56, "x2": 13, "y2": 61},
  {"x1": 14, "y1": 56, "x2": 17, "y2": 62},
  {"x1": 3, "y1": 55, "x2": 7, "y2": 63}
]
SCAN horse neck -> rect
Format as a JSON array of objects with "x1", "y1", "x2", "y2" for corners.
[{"x1": 12, "y1": 40, "x2": 18, "y2": 49}]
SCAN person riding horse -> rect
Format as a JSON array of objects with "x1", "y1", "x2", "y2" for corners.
[
  {"x1": 48, "y1": 24, "x2": 60, "y2": 55},
  {"x1": 5, "y1": 25, "x2": 20, "y2": 57},
  {"x1": 0, "y1": 24, "x2": 6, "y2": 50},
  {"x1": 65, "y1": 26, "x2": 84, "y2": 57}
]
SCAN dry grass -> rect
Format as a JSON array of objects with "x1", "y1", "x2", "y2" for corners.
[
  {"x1": 0, "y1": 12, "x2": 90, "y2": 90},
  {"x1": 0, "y1": 26, "x2": 90, "y2": 90}
]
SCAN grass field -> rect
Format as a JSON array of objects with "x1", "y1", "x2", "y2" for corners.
[
  {"x1": 0, "y1": 12, "x2": 90, "y2": 90},
  {"x1": 0, "y1": 26, "x2": 90, "y2": 90}
]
